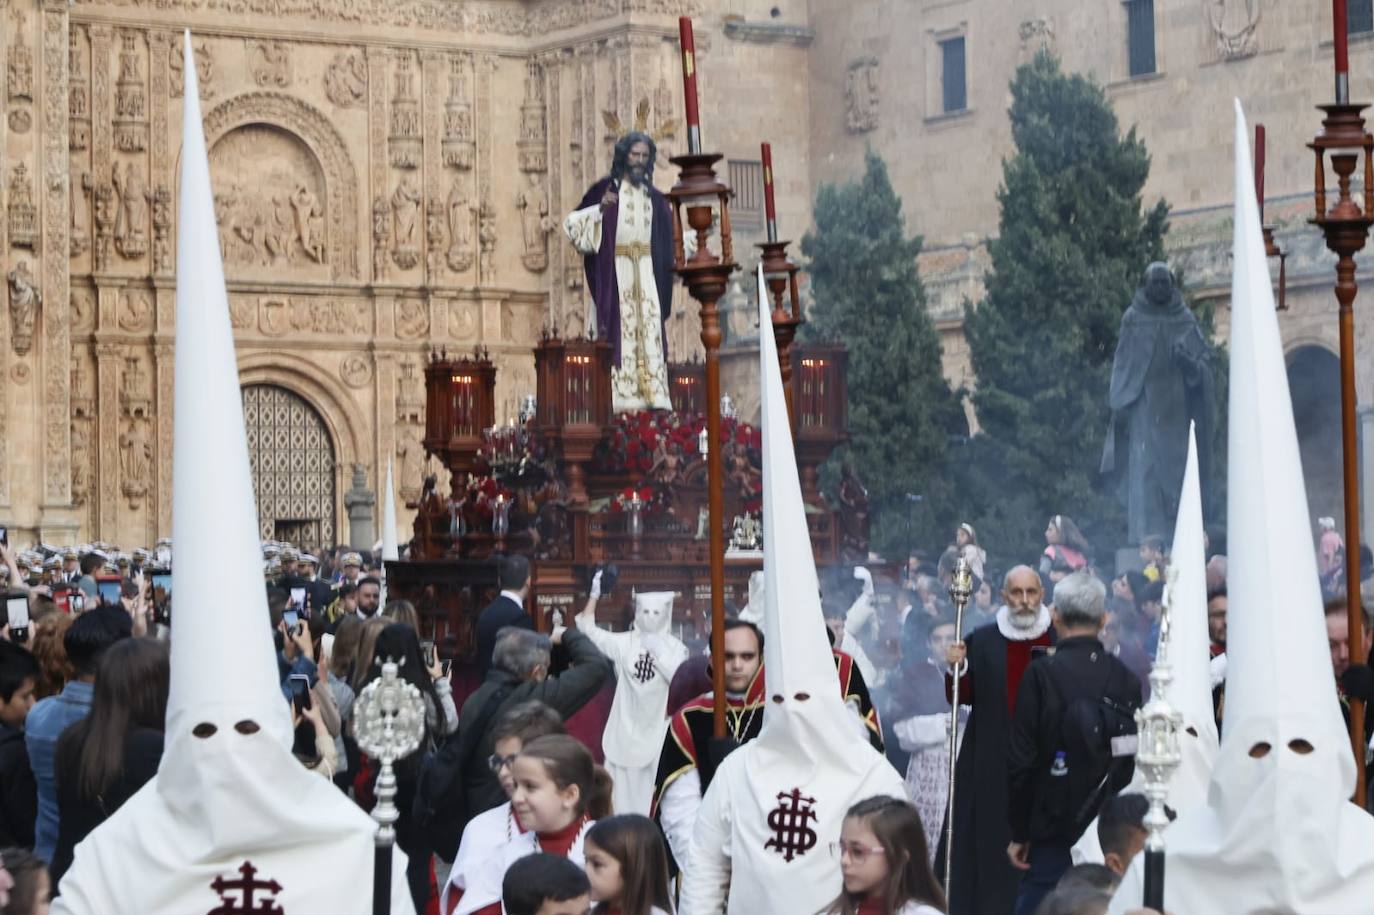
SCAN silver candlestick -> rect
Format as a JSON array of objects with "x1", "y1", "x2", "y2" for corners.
[
  {"x1": 354, "y1": 657, "x2": 427, "y2": 915},
  {"x1": 1136, "y1": 564, "x2": 1183, "y2": 910},
  {"x1": 942, "y1": 557, "x2": 974, "y2": 903}
]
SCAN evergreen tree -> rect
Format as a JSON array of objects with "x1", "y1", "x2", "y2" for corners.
[
  {"x1": 959, "y1": 50, "x2": 1172, "y2": 564},
  {"x1": 801, "y1": 150, "x2": 964, "y2": 558}
]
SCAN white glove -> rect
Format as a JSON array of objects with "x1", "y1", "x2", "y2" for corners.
[
  {"x1": 551, "y1": 609, "x2": 565, "y2": 628},
  {"x1": 589, "y1": 570, "x2": 603, "y2": 601},
  {"x1": 641, "y1": 633, "x2": 665, "y2": 657}
]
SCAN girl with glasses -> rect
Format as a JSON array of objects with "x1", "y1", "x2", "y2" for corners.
[{"x1": 825, "y1": 796, "x2": 946, "y2": 914}]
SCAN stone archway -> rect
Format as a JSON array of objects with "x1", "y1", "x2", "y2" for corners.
[
  {"x1": 242, "y1": 383, "x2": 338, "y2": 550},
  {"x1": 1287, "y1": 345, "x2": 1344, "y2": 527},
  {"x1": 200, "y1": 91, "x2": 361, "y2": 280}
]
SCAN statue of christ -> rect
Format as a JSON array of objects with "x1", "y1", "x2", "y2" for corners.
[{"x1": 564, "y1": 131, "x2": 676, "y2": 412}]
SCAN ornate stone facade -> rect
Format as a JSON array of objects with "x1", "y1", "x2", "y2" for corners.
[{"x1": 3, "y1": 0, "x2": 787, "y2": 548}]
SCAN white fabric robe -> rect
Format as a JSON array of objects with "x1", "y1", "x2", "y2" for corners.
[
  {"x1": 452, "y1": 818, "x2": 594, "y2": 915},
  {"x1": 575, "y1": 621, "x2": 686, "y2": 815},
  {"x1": 563, "y1": 181, "x2": 671, "y2": 412},
  {"x1": 440, "y1": 801, "x2": 521, "y2": 915}
]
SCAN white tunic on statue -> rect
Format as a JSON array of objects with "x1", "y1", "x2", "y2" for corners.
[
  {"x1": 574, "y1": 621, "x2": 686, "y2": 816},
  {"x1": 563, "y1": 181, "x2": 672, "y2": 413}
]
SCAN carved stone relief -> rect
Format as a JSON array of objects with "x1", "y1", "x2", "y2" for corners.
[
  {"x1": 250, "y1": 39, "x2": 292, "y2": 87},
  {"x1": 426, "y1": 196, "x2": 448, "y2": 275},
  {"x1": 118, "y1": 291, "x2": 153, "y2": 332},
  {"x1": 152, "y1": 185, "x2": 173, "y2": 273},
  {"x1": 395, "y1": 299, "x2": 429, "y2": 340},
  {"x1": 518, "y1": 59, "x2": 548, "y2": 172},
  {"x1": 397, "y1": 358, "x2": 424, "y2": 423},
  {"x1": 1208, "y1": 0, "x2": 1261, "y2": 59},
  {"x1": 72, "y1": 419, "x2": 93, "y2": 508},
  {"x1": 372, "y1": 195, "x2": 390, "y2": 280},
  {"x1": 449, "y1": 300, "x2": 478, "y2": 341},
  {"x1": 121, "y1": 355, "x2": 152, "y2": 418},
  {"x1": 207, "y1": 125, "x2": 328, "y2": 271},
  {"x1": 71, "y1": 171, "x2": 93, "y2": 258},
  {"x1": 517, "y1": 172, "x2": 553, "y2": 272},
  {"x1": 1018, "y1": 18, "x2": 1056, "y2": 57},
  {"x1": 445, "y1": 179, "x2": 474, "y2": 272},
  {"x1": 845, "y1": 57, "x2": 879, "y2": 133},
  {"x1": 229, "y1": 295, "x2": 255, "y2": 329},
  {"x1": 72, "y1": 359, "x2": 95, "y2": 417},
  {"x1": 396, "y1": 423, "x2": 425, "y2": 501},
  {"x1": 71, "y1": 290, "x2": 96, "y2": 334},
  {"x1": 288, "y1": 299, "x2": 366, "y2": 335},
  {"x1": 391, "y1": 176, "x2": 422, "y2": 270},
  {"x1": 114, "y1": 32, "x2": 148, "y2": 152},
  {"x1": 119, "y1": 417, "x2": 152, "y2": 508},
  {"x1": 170, "y1": 39, "x2": 213, "y2": 99},
  {"x1": 7, "y1": 11, "x2": 33, "y2": 133},
  {"x1": 8, "y1": 164, "x2": 37, "y2": 249},
  {"x1": 325, "y1": 49, "x2": 367, "y2": 108},
  {"x1": 70, "y1": 35, "x2": 90, "y2": 151},
  {"x1": 112, "y1": 161, "x2": 150, "y2": 259},
  {"x1": 6, "y1": 261, "x2": 40, "y2": 357},
  {"x1": 443, "y1": 54, "x2": 475, "y2": 170},
  {"x1": 203, "y1": 93, "x2": 360, "y2": 281},
  {"x1": 340, "y1": 353, "x2": 372, "y2": 388},
  {"x1": 478, "y1": 189, "x2": 497, "y2": 279},
  {"x1": 389, "y1": 52, "x2": 421, "y2": 169},
  {"x1": 94, "y1": 182, "x2": 116, "y2": 271}
]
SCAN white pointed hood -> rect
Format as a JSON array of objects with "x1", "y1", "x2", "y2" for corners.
[
  {"x1": 1076, "y1": 425, "x2": 1215, "y2": 865},
  {"x1": 50, "y1": 33, "x2": 414, "y2": 914},
  {"x1": 382, "y1": 458, "x2": 399, "y2": 562},
  {"x1": 1110, "y1": 100, "x2": 1374, "y2": 915},
  {"x1": 684, "y1": 265, "x2": 904, "y2": 915}
]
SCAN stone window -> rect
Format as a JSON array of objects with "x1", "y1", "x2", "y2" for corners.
[
  {"x1": 1352, "y1": 0, "x2": 1374, "y2": 36},
  {"x1": 940, "y1": 36, "x2": 967, "y2": 114},
  {"x1": 729, "y1": 159, "x2": 764, "y2": 231},
  {"x1": 1125, "y1": 0, "x2": 1157, "y2": 77}
]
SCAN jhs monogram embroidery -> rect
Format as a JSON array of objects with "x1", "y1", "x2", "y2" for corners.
[
  {"x1": 764, "y1": 788, "x2": 819, "y2": 862},
  {"x1": 633, "y1": 650, "x2": 656, "y2": 683}
]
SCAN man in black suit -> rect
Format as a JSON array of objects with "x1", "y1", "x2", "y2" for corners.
[{"x1": 474, "y1": 556, "x2": 533, "y2": 675}]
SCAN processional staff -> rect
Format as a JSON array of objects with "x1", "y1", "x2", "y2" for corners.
[
  {"x1": 942, "y1": 557, "x2": 973, "y2": 902},
  {"x1": 1136, "y1": 566, "x2": 1184, "y2": 909},
  {"x1": 355, "y1": 656, "x2": 427, "y2": 915}
]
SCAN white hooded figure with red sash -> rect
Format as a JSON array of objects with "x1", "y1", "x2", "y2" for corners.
[
  {"x1": 52, "y1": 33, "x2": 414, "y2": 915},
  {"x1": 1107, "y1": 102, "x2": 1374, "y2": 914},
  {"x1": 679, "y1": 275, "x2": 905, "y2": 914}
]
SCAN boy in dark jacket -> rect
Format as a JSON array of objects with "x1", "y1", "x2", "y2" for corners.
[{"x1": 0, "y1": 638, "x2": 41, "y2": 848}]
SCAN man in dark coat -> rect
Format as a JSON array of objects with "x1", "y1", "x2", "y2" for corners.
[
  {"x1": 473, "y1": 555, "x2": 533, "y2": 675},
  {"x1": 0, "y1": 639, "x2": 39, "y2": 848},
  {"x1": 939, "y1": 565, "x2": 1055, "y2": 915},
  {"x1": 1101, "y1": 262, "x2": 1215, "y2": 543},
  {"x1": 564, "y1": 131, "x2": 676, "y2": 412}
]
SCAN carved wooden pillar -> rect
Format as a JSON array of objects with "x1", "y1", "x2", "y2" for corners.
[{"x1": 39, "y1": 0, "x2": 74, "y2": 535}]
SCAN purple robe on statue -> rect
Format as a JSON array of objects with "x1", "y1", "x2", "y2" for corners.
[{"x1": 574, "y1": 177, "x2": 677, "y2": 365}]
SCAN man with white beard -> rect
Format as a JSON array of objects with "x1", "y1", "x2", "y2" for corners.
[
  {"x1": 575, "y1": 580, "x2": 687, "y2": 815},
  {"x1": 942, "y1": 564, "x2": 1053, "y2": 915}
]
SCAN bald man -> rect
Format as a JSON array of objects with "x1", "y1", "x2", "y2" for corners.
[{"x1": 940, "y1": 565, "x2": 1055, "y2": 915}]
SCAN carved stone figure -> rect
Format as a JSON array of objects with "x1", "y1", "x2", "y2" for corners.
[
  {"x1": 426, "y1": 198, "x2": 448, "y2": 274},
  {"x1": 517, "y1": 174, "x2": 553, "y2": 272},
  {"x1": 118, "y1": 293, "x2": 152, "y2": 332},
  {"x1": 397, "y1": 424, "x2": 425, "y2": 500},
  {"x1": 120, "y1": 418, "x2": 153, "y2": 507},
  {"x1": 265, "y1": 196, "x2": 295, "y2": 264},
  {"x1": 152, "y1": 186, "x2": 173, "y2": 273},
  {"x1": 389, "y1": 52, "x2": 421, "y2": 169},
  {"x1": 7, "y1": 14, "x2": 33, "y2": 102},
  {"x1": 443, "y1": 54, "x2": 475, "y2": 169},
  {"x1": 372, "y1": 195, "x2": 390, "y2": 280},
  {"x1": 446, "y1": 181, "x2": 474, "y2": 272},
  {"x1": 171, "y1": 39, "x2": 214, "y2": 99},
  {"x1": 340, "y1": 354, "x2": 371, "y2": 388},
  {"x1": 113, "y1": 161, "x2": 151, "y2": 259},
  {"x1": 251, "y1": 40, "x2": 292, "y2": 87},
  {"x1": 1208, "y1": 0, "x2": 1261, "y2": 58},
  {"x1": 391, "y1": 177, "x2": 422, "y2": 270},
  {"x1": 518, "y1": 59, "x2": 548, "y2": 172},
  {"x1": 114, "y1": 32, "x2": 147, "y2": 152},
  {"x1": 94, "y1": 183, "x2": 117, "y2": 271},
  {"x1": 324, "y1": 49, "x2": 368, "y2": 108},
  {"x1": 71, "y1": 170, "x2": 93, "y2": 258},
  {"x1": 395, "y1": 299, "x2": 429, "y2": 339},
  {"x1": 71, "y1": 421, "x2": 92, "y2": 507},
  {"x1": 8, "y1": 163, "x2": 37, "y2": 249},
  {"x1": 478, "y1": 193, "x2": 498, "y2": 278},
  {"x1": 844, "y1": 57, "x2": 880, "y2": 133},
  {"x1": 1101, "y1": 263, "x2": 1215, "y2": 542},
  {"x1": 70, "y1": 40, "x2": 90, "y2": 151},
  {"x1": 291, "y1": 186, "x2": 325, "y2": 263},
  {"x1": 7, "y1": 260, "x2": 41, "y2": 357}
]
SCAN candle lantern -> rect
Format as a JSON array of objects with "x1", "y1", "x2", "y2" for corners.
[
  {"x1": 792, "y1": 341, "x2": 850, "y2": 503},
  {"x1": 668, "y1": 147, "x2": 738, "y2": 741},
  {"x1": 758, "y1": 240, "x2": 803, "y2": 422},
  {"x1": 533, "y1": 332, "x2": 614, "y2": 505},
  {"x1": 1254, "y1": 124, "x2": 1288, "y2": 309},
  {"x1": 424, "y1": 347, "x2": 497, "y2": 485},
  {"x1": 1308, "y1": 90, "x2": 1374, "y2": 804},
  {"x1": 669, "y1": 360, "x2": 707, "y2": 415}
]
